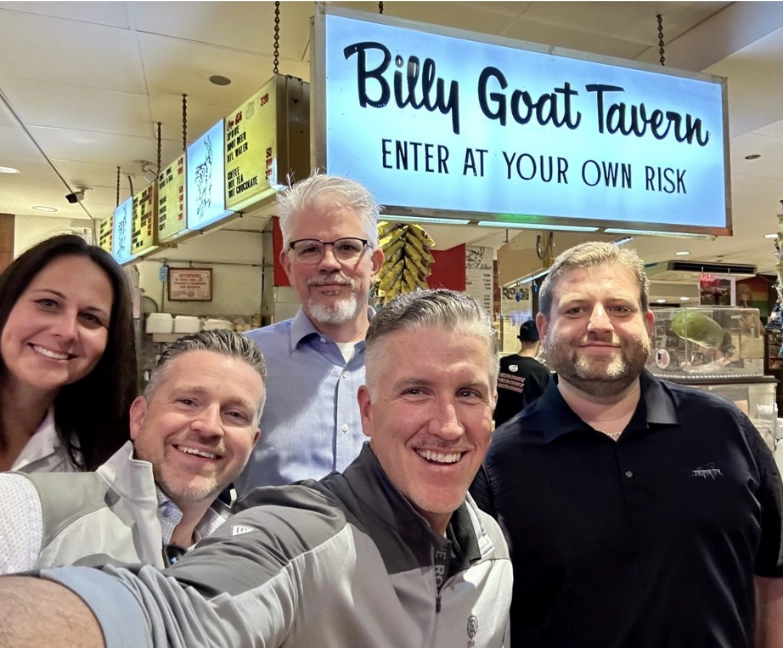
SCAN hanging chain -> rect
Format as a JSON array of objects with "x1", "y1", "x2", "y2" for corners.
[
  {"x1": 657, "y1": 14, "x2": 665, "y2": 66},
  {"x1": 181, "y1": 94, "x2": 188, "y2": 152},
  {"x1": 273, "y1": 1, "x2": 280, "y2": 75},
  {"x1": 379, "y1": 2, "x2": 384, "y2": 14},
  {"x1": 115, "y1": 166, "x2": 120, "y2": 207},
  {"x1": 505, "y1": 229, "x2": 509, "y2": 244},
  {"x1": 156, "y1": 122, "x2": 162, "y2": 178}
]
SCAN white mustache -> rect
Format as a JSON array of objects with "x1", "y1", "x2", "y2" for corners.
[{"x1": 307, "y1": 274, "x2": 355, "y2": 288}]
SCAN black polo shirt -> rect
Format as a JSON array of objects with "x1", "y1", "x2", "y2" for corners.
[{"x1": 471, "y1": 369, "x2": 783, "y2": 648}]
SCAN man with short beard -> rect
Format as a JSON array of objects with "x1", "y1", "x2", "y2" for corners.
[
  {"x1": 471, "y1": 241, "x2": 783, "y2": 648},
  {"x1": 237, "y1": 173, "x2": 384, "y2": 492},
  {"x1": 0, "y1": 330, "x2": 265, "y2": 573}
]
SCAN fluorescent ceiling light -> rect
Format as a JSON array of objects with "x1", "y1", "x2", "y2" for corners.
[
  {"x1": 613, "y1": 236, "x2": 633, "y2": 246},
  {"x1": 32, "y1": 206, "x2": 57, "y2": 213},
  {"x1": 764, "y1": 233, "x2": 778, "y2": 239},
  {"x1": 674, "y1": 250, "x2": 690, "y2": 256},
  {"x1": 604, "y1": 228, "x2": 713, "y2": 239},
  {"x1": 680, "y1": 296, "x2": 690, "y2": 301},
  {"x1": 387, "y1": 215, "x2": 470, "y2": 225},
  {"x1": 655, "y1": 299, "x2": 667, "y2": 303},
  {"x1": 0, "y1": 166, "x2": 19, "y2": 174},
  {"x1": 478, "y1": 221, "x2": 598, "y2": 232}
]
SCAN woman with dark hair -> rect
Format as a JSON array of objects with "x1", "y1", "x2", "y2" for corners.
[{"x1": 0, "y1": 234, "x2": 138, "y2": 472}]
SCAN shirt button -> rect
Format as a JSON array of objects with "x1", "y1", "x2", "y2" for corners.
[
  {"x1": 319, "y1": 337, "x2": 326, "y2": 343},
  {"x1": 625, "y1": 471, "x2": 633, "y2": 478},
  {"x1": 341, "y1": 424, "x2": 349, "y2": 432},
  {"x1": 341, "y1": 373, "x2": 347, "y2": 379}
]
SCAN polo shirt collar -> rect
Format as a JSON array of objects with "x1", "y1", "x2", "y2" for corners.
[
  {"x1": 532, "y1": 368, "x2": 679, "y2": 444},
  {"x1": 289, "y1": 305, "x2": 376, "y2": 351}
]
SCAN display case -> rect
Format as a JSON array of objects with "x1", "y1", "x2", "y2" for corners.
[
  {"x1": 648, "y1": 306, "x2": 764, "y2": 379},
  {"x1": 648, "y1": 306, "x2": 777, "y2": 451}
]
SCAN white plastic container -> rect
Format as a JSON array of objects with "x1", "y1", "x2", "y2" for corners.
[
  {"x1": 203, "y1": 318, "x2": 234, "y2": 331},
  {"x1": 146, "y1": 313, "x2": 173, "y2": 334},
  {"x1": 173, "y1": 315, "x2": 201, "y2": 334}
]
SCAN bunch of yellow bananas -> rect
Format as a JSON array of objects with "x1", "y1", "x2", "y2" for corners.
[{"x1": 376, "y1": 221, "x2": 436, "y2": 303}]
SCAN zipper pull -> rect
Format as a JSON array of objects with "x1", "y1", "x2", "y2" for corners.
[{"x1": 436, "y1": 591, "x2": 442, "y2": 614}]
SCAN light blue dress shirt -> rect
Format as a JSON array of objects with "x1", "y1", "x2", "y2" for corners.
[{"x1": 235, "y1": 307, "x2": 372, "y2": 494}]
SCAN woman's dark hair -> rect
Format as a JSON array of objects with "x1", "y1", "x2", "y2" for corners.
[{"x1": 0, "y1": 234, "x2": 139, "y2": 470}]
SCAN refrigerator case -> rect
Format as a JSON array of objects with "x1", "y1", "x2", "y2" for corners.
[{"x1": 647, "y1": 307, "x2": 777, "y2": 451}]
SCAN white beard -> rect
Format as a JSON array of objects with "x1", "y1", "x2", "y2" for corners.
[{"x1": 307, "y1": 292, "x2": 360, "y2": 325}]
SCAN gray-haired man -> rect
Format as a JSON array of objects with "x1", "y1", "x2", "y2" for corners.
[
  {"x1": 0, "y1": 290, "x2": 511, "y2": 648},
  {"x1": 0, "y1": 329, "x2": 266, "y2": 573}
]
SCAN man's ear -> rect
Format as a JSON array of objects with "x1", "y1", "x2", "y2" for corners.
[
  {"x1": 644, "y1": 309, "x2": 655, "y2": 337},
  {"x1": 536, "y1": 312, "x2": 549, "y2": 345},
  {"x1": 358, "y1": 385, "x2": 373, "y2": 440},
  {"x1": 369, "y1": 246, "x2": 384, "y2": 279},
  {"x1": 128, "y1": 396, "x2": 148, "y2": 441},
  {"x1": 280, "y1": 248, "x2": 294, "y2": 284},
  {"x1": 251, "y1": 427, "x2": 261, "y2": 447}
]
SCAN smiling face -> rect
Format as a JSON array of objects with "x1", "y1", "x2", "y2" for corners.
[
  {"x1": 281, "y1": 199, "x2": 383, "y2": 329},
  {"x1": 537, "y1": 264, "x2": 654, "y2": 398},
  {"x1": 358, "y1": 327, "x2": 495, "y2": 535},
  {"x1": 130, "y1": 350, "x2": 263, "y2": 507},
  {"x1": 0, "y1": 255, "x2": 113, "y2": 401}
]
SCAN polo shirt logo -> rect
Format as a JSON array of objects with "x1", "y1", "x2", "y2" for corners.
[
  {"x1": 691, "y1": 463, "x2": 723, "y2": 479},
  {"x1": 231, "y1": 524, "x2": 255, "y2": 536},
  {"x1": 467, "y1": 614, "x2": 479, "y2": 646}
]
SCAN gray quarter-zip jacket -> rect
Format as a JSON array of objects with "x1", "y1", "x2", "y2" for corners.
[{"x1": 42, "y1": 444, "x2": 512, "y2": 648}]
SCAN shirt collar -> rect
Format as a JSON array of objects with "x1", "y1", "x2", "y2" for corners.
[
  {"x1": 155, "y1": 487, "x2": 228, "y2": 547},
  {"x1": 529, "y1": 368, "x2": 679, "y2": 444},
  {"x1": 289, "y1": 305, "x2": 376, "y2": 351}
]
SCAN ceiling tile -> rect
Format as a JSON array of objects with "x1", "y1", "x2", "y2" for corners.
[
  {"x1": 0, "y1": 78, "x2": 152, "y2": 136},
  {"x1": 138, "y1": 32, "x2": 300, "y2": 105},
  {"x1": 0, "y1": 9, "x2": 144, "y2": 93},
  {"x1": 131, "y1": 1, "x2": 313, "y2": 60},
  {"x1": 0, "y1": 2, "x2": 130, "y2": 28},
  {"x1": 0, "y1": 126, "x2": 47, "y2": 162},
  {"x1": 28, "y1": 126, "x2": 182, "y2": 168},
  {"x1": 501, "y1": 20, "x2": 646, "y2": 59}
]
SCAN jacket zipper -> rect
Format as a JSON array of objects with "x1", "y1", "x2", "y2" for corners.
[{"x1": 436, "y1": 590, "x2": 442, "y2": 614}]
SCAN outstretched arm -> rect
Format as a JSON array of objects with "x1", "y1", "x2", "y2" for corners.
[{"x1": 0, "y1": 576, "x2": 104, "y2": 647}]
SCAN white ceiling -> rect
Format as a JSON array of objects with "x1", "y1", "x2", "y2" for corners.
[{"x1": 3, "y1": 1, "x2": 783, "y2": 279}]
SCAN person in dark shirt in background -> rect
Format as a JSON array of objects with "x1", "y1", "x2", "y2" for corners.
[{"x1": 494, "y1": 320, "x2": 550, "y2": 427}]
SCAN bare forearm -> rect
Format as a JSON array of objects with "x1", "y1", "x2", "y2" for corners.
[
  {"x1": 756, "y1": 576, "x2": 783, "y2": 648},
  {"x1": 0, "y1": 576, "x2": 104, "y2": 647}
]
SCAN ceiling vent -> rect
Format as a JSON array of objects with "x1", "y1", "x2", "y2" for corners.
[{"x1": 645, "y1": 260, "x2": 757, "y2": 282}]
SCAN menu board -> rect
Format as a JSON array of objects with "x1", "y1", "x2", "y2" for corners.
[
  {"x1": 465, "y1": 246, "x2": 493, "y2": 314},
  {"x1": 98, "y1": 215, "x2": 113, "y2": 254},
  {"x1": 131, "y1": 184, "x2": 158, "y2": 256},
  {"x1": 225, "y1": 78, "x2": 278, "y2": 211},
  {"x1": 186, "y1": 120, "x2": 232, "y2": 231},
  {"x1": 157, "y1": 154, "x2": 187, "y2": 242},
  {"x1": 112, "y1": 197, "x2": 136, "y2": 265}
]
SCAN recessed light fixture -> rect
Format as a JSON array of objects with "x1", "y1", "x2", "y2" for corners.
[
  {"x1": 744, "y1": 154, "x2": 761, "y2": 160},
  {"x1": 764, "y1": 233, "x2": 778, "y2": 239},
  {"x1": 32, "y1": 206, "x2": 57, "y2": 213},
  {"x1": 656, "y1": 299, "x2": 667, "y2": 303},
  {"x1": 680, "y1": 296, "x2": 690, "y2": 301},
  {"x1": 674, "y1": 250, "x2": 690, "y2": 256},
  {"x1": 0, "y1": 166, "x2": 19, "y2": 174},
  {"x1": 209, "y1": 74, "x2": 232, "y2": 86}
]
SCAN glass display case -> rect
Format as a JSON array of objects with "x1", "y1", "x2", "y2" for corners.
[
  {"x1": 648, "y1": 306, "x2": 765, "y2": 379},
  {"x1": 648, "y1": 306, "x2": 777, "y2": 451}
]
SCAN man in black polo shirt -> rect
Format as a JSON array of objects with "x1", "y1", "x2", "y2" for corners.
[
  {"x1": 471, "y1": 241, "x2": 783, "y2": 648},
  {"x1": 494, "y1": 320, "x2": 550, "y2": 427}
]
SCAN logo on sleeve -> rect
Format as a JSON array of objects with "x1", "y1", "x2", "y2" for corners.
[
  {"x1": 467, "y1": 615, "x2": 479, "y2": 646},
  {"x1": 231, "y1": 524, "x2": 255, "y2": 536},
  {"x1": 691, "y1": 463, "x2": 723, "y2": 479}
]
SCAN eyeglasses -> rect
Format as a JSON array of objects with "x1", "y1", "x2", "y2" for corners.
[{"x1": 288, "y1": 238, "x2": 370, "y2": 264}]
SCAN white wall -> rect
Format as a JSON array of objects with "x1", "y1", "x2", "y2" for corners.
[
  {"x1": 14, "y1": 215, "x2": 95, "y2": 256},
  {"x1": 137, "y1": 229, "x2": 267, "y2": 317}
]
